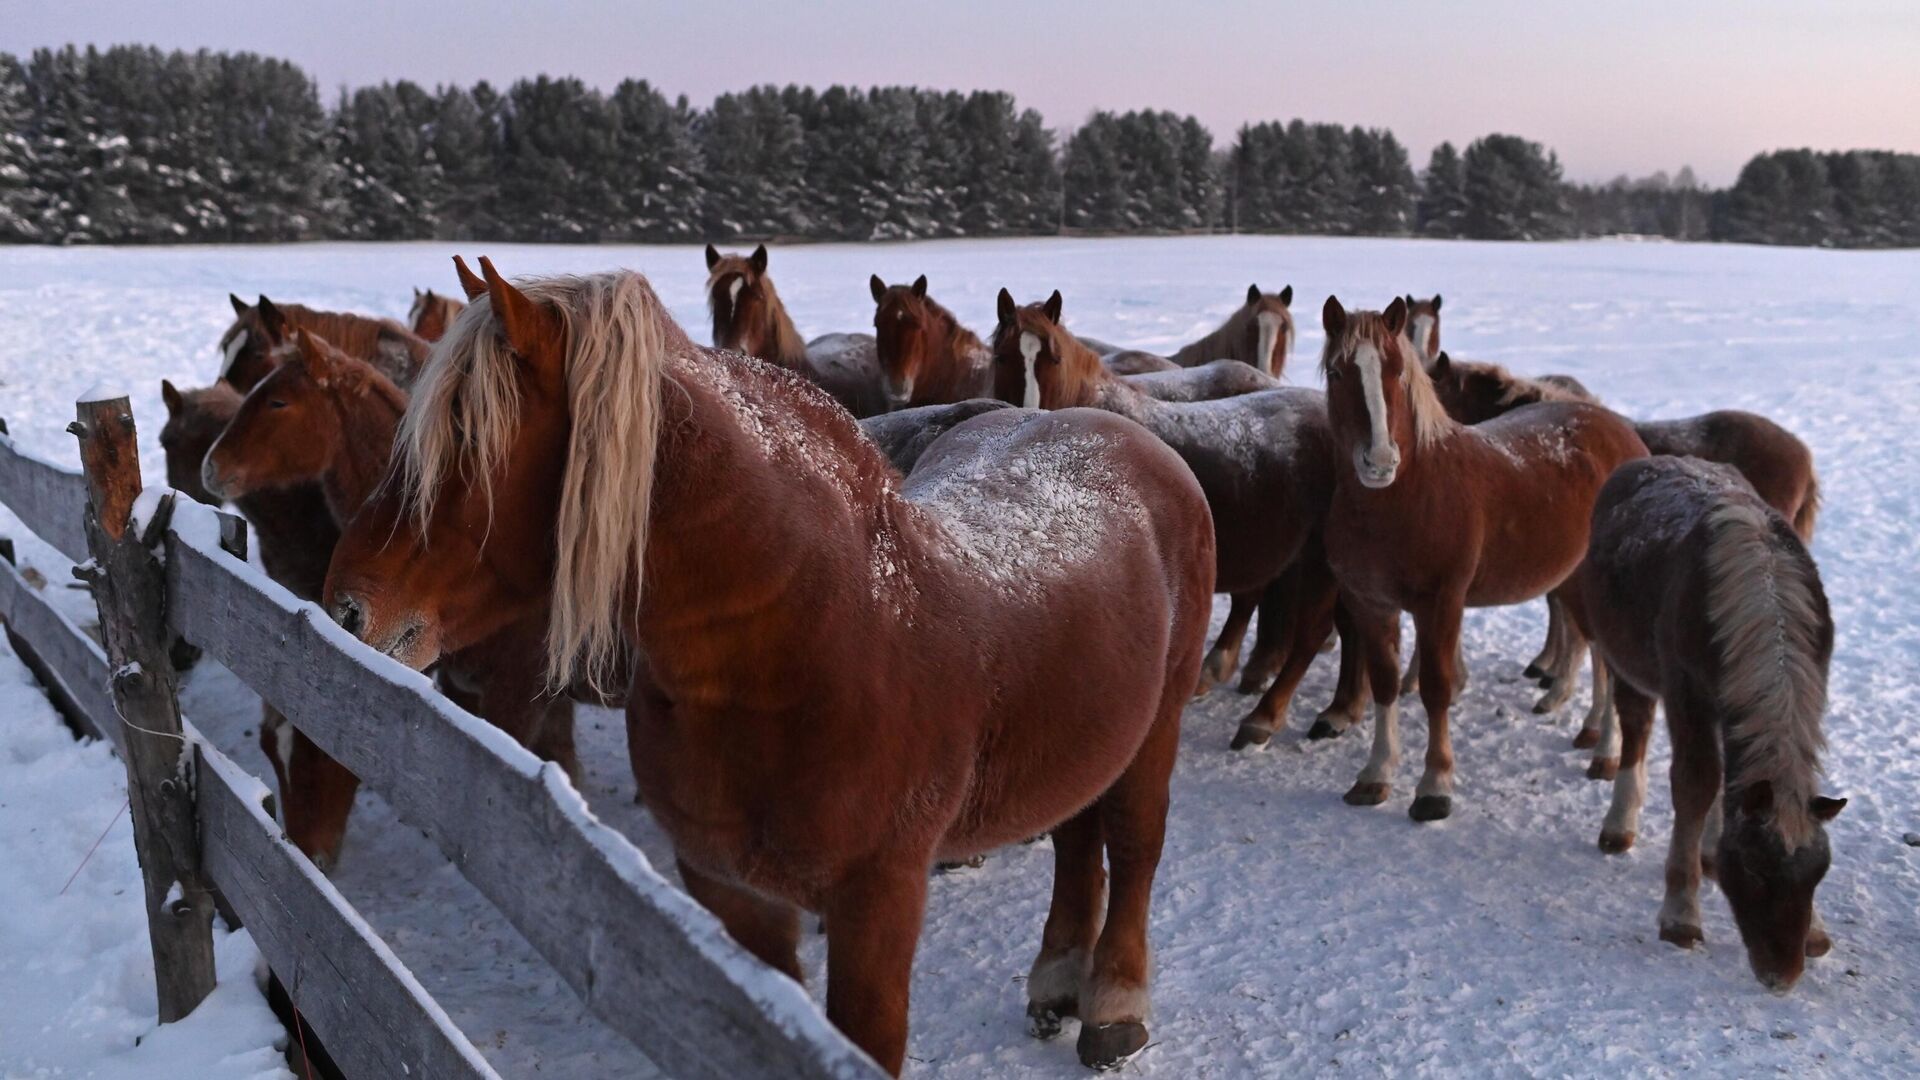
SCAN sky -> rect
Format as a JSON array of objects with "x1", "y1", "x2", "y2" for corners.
[{"x1": 5, "y1": 0, "x2": 1918, "y2": 186}]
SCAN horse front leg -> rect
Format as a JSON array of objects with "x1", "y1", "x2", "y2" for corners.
[
  {"x1": 824, "y1": 860, "x2": 930, "y2": 1076},
  {"x1": 1526, "y1": 592, "x2": 1566, "y2": 682},
  {"x1": 1343, "y1": 605, "x2": 1404, "y2": 806},
  {"x1": 1196, "y1": 591, "x2": 1259, "y2": 695},
  {"x1": 1311, "y1": 599, "x2": 1371, "y2": 738},
  {"x1": 1231, "y1": 562, "x2": 1338, "y2": 748},
  {"x1": 1657, "y1": 688, "x2": 1721, "y2": 949},
  {"x1": 1027, "y1": 807, "x2": 1105, "y2": 1038},
  {"x1": 1599, "y1": 681, "x2": 1657, "y2": 852},
  {"x1": 1234, "y1": 577, "x2": 1296, "y2": 694},
  {"x1": 1410, "y1": 598, "x2": 1465, "y2": 822},
  {"x1": 678, "y1": 859, "x2": 804, "y2": 984}
]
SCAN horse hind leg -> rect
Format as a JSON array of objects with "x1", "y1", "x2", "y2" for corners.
[
  {"x1": 1234, "y1": 577, "x2": 1295, "y2": 695},
  {"x1": 1578, "y1": 656, "x2": 1618, "y2": 777},
  {"x1": 1232, "y1": 564, "x2": 1337, "y2": 748},
  {"x1": 1026, "y1": 807, "x2": 1105, "y2": 1038},
  {"x1": 1526, "y1": 593, "x2": 1567, "y2": 682},
  {"x1": 1598, "y1": 682, "x2": 1656, "y2": 853},
  {"x1": 1533, "y1": 615, "x2": 1587, "y2": 714},
  {"x1": 1196, "y1": 591, "x2": 1258, "y2": 696}
]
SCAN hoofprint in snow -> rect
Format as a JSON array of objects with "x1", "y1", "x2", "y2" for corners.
[
  {"x1": 0, "y1": 635, "x2": 292, "y2": 1079},
  {"x1": 1, "y1": 237, "x2": 1917, "y2": 1077}
]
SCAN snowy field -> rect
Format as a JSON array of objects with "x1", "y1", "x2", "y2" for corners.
[{"x1": 2, "y1": 236, "x2": 1919, "y2": 1077}]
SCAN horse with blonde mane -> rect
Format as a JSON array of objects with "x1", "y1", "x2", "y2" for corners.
[
  {"x1": 217, "y1": 293, "x2": 430, "y2": 391},
  {"x1": 323, "y1": 257, "x2": 1215, "y2": 1073},
  {"x1": 409, "y1": 287, "x2": 465, "y2": 341},
  {"x1": 705, "y1": 243, "x2": 889, "y2": 417},
  {"x1": 1573, "y1": 456, "x2": 1843, "y2": 990},
  {"x1": 1317, "y1": 297, "x2": 1646, "y2": 821},
  {"x1": 990, "y1": 288, "x2": 1362, "y2": 740},
  {"x1": 200, "y1": 328, "x2": 576, "y2": 868},
  {"x1": 1104, "y1": 284, "x2": 1296, "y2": 378},
  {"x1": 1401, "y1": 294, "x2": 1443, "y2": 365}
]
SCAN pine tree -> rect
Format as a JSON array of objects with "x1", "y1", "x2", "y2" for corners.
[
  {"x1": 1461, "y1": 134, "x2": 1570, "y2": 240},
  {"x1": 0, "y1": 53, "x2": 44, "y2": 241},
  {"x1": 696, "y1": 86, "x2": 806, "y2": 240},
  {"x1": 607, "y1": 80, "x2": 702, "y2": 241},
  {"x1": 1417, "y1": 141, "x2": 1469, "y2": 238}
]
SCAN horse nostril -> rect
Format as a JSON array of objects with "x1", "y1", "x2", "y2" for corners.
[{"x1": 331, "y1": 595, "x2": 364, "y2": 637}]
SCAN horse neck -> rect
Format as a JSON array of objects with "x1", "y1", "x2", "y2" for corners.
[
  {"x1": 1170, "y1": 308, "x2": 1247, "y2": 367},
  {"x1": 923, "y1": 314, "x2": 990, "y2": 395},
  {"x1": 318, "y1": 380, "x2": 407, "y2": 524},
  {"x1": 740, "y1": 286, "x2": 810, "y2": 370},
  {"x1": 1074, "y1": 347, "x2": 1152, "y2": 422}
]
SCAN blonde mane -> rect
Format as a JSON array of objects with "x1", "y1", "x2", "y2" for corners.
[
  {"x1": 1704, "y1": 501, "x2": 1829, "y2": 848},
  {"x1": 1321, "y1": 313, "x2": 1452, "y2": 451},
  {"x1": 398, "y1": 270, "x2": 675, "y2": 692}
]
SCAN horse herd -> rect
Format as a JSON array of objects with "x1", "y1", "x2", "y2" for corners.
[{"x1": 153, "y1": 245, "x2": 1844, "y2": 1075}]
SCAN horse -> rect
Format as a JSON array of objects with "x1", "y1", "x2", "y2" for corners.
[
  {"x1": 868, "y1": 275, "x2": 994, "y2": 410},
  {"x1": 409, "y1": 287, "x2": 465, "y2": 341},
  {"x1": 1572, "y1": 456, "x2": 1844, "y2": 990},
  {"x1": 1122, "y1": 360, "x2": 1279, "y2": 403},
  {"x1": 322, "y1": 258, "x2": 1215, "y2": 1073},
  {"x1": 217, "y1": 293, "x2": 431, "y2": 392},
  {"x1": 1102, "y1": 284, "x2": 1296, "y2": 378},
  {"x1": 1401, "y1": 294, "x2": 1442, "y2": 365},
  {"x1": 200, "y1": 328, "x2": 576, "y2": 868},
  {"x1": 989, "y1": 287, "x2": 1359, "y2": 740},
  {"x1": 705, "y1": 244, "x2": 889, "y2": 417},
  {"x1": 1427, "y1": 353, "x2": 1825, "y2": 762},
  {"x1": 1317, "y1": 297, "x2": 1647, "y2": 821},
  {"x1": 857, "y1": 399, "x2": 1014, "y2": 474}
]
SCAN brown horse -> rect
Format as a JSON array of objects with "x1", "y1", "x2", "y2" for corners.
[
  {"x1": 201, "y1": 329, "x2": 576, "y2": 867},
  {"x1": 218, "y1": 293, "x2": 431, "y2": 392},
  {"x1": 1122, "y1": 360, "x2": 1279, "y2": 403},
  {"x1": 1103, "y1": 284, "x2": 1296, "y2": 378},
  {"x1": 409, "y1": 287, "x2": 465, "y2": 341},
  {"x1": 990, "y1": 288, "x2": 1353, "y2": 737},
  {"x1": 868, "y1": 275, "x2": 994, "y2": 409},
  {"x1": 1574, "y1": 456, "x2": 1843, "y2": 990},
  {"x1": 323, "y1": 258, "x2": 1214, "y2": 1073},
  {"x1": 704, "y1": 244, "x2": 888, "y2": 417},
  {"x1": 1318, "y1": 298, "x2": 1646, "y2": 821},
  {"x1": 1401, "y1": 294, "x2": 1442, "y2": 365},
  {"x1": 858, "y1": 399, "x2": 1015, "y2": 473}
]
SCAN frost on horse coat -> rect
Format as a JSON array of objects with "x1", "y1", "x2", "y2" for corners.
[{"x1": 323, "y1": 261, "x2": 1215, "y2": 1074}]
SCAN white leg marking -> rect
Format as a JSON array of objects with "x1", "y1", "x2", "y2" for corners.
[
  {"x1": 1082, "y1": 951, "x2": 1153, "y2": 1024},
  {"x1": 1028, "y1": 946, "x2": 1090, "y2": 1004},
  {"x1": 1020, "y1": 332, "x2": 1042, "y2": 409},
  {"x1": 1590, "y1": 659, "x2": 1619, "y2": 759},
  {"x1": 219, "y1": 330, "x2": 247, "y2": 378},
  {"x1": 1603, "y1": 752, "x2": 1647, "y2": 841},
  {"x1": 1357, "y1": 701, "x2": 1400, "y2": 785}
]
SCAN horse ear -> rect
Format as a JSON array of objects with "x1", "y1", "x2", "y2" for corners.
[
  {"x1": 477, "y1": 256, "x2": 557, "y2": 363},
  {"x1": 911, "y1": 274, "x2": 927, "y2": 298},
  {"x1": 1323, "y1": 296, "x2": 1347, "y2": 338},
  {"x1": 230, "y1": 293, "x2": 249, "y2": 317},
  {"x1": 1432, "y1": 352, "x2": 1452, "y2": 378},
  {"x1": 452, "y1": 255, "x2": 487, "y2": 301},
  {"x1": 161, "y1": 379, "x2": 183, "y2": 414},
  {"x1": 705, "y1": 244, "x2": 721, "y2": 271},
  {"x1": 997, "y1": 288, "x2": 1016, "y2": 325},
  {"x1": 1043, "y1": 290, "x2": 1063, "y2": 324},
  {"x1": 1247, "y1": 283, "x2": 1262, "y2": 305},
  {"x1": 1740, "y1": 780, "x2": 1775, "y2": 816},
  {"x1": 293, "y1": 328, "x2": 332, "y2": 380},
  {"x1": 1432, "y1": 294, "x2": 1443, "y2": 312},
  {"x1": 870, "y1": 274, "x2": 886, "y2": 303},
  {"x1": 413, "y1": 287, "x2": 423, "y2": 300},
  {"x1": 1810, "y1": 796, "x2": 1847, "y2": 821},
  {"x1": 749, "y1": 244, "x2": 768, "y2": 274},
  {"x1": 1382, "y1": 296, "x2": 1409, "y2": 336},
  {"x1": 1279, "y1": 285, "x2": 1293, "y2": 306},
  {"x1": 256, "y1": 296, "x2": 287, "y2": 343}
]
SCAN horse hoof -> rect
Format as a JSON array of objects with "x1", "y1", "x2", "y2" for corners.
[
  {"x1": 1587, "y1": 758, "x2": 1619, "y2": 781},
  {"x1": 1343, "y1": 781, "x2": 1390, "y2": 807},
  {"x1": 1077, "y1": 1021, "x2": 1149, "y2": 1071},
  {"x1": 1598, "y1": 831, "x2": 1635, "y2": 854},
  {"x1": 1523, "y1": 661, "x2": 1545, "y2": 680},
  {"x1": 1027, "y1": 999, "x2": 1075, "y2": 1039},
  {"x1": 1571, "y1": 728, "x2": 1600, "y2": 750},
  {"x1": 1409, "y1": 795, "x2": 1452, "y2": 822},
  {"x1": 1229, "y1": 723, "x2": 1272, "y2": 751},
  {"x1": 935, "y1": 855, "x2": 986, "y2": 873},
  {"x1": 1660, "y1": 923, "x2": 1704, "y2": 950},
  {"x1": 1806, "y1": 928, "x2": 1832, "y2": 958},
  {"x1": 1306, "y1": 718, "x2": 1340, "y2": 741}
]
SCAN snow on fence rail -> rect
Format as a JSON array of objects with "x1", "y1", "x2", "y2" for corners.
[{"x1": 0, "y1": 402, "x2": 884, "y2": 1080}]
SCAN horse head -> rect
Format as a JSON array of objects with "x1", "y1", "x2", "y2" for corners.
[
  {"x1": 871, "y1": 273, "x2": 936, "y2": 409},
  {"x1": 1717, "y1": 781, "x2": 1845, "y2": 992},
  {"x1": 991, "y1": 288, "x2": 1098, "y2": 409},
  {"x1": 704, "y1": 242, "x2": 778, "y2": 356},
  {"x1": 158, "y1": 379, "x2": 243, "y2": 505},
  {"x1": 1242, "y1": 283, "x2": 1295, "y2": 377},
  {"x1": 1322, "y1": 296, "x2": 1447, "y2": 489}
]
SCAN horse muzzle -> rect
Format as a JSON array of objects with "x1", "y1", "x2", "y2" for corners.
[{"x1": 1354, "y1": 447, "x2": 1401, "y2": 489}]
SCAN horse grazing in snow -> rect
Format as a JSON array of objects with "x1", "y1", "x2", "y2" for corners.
[
  {"x1": 1103, "y1": 284, "x2": 1297, "y2": 379},
  {"x1": 1572, "y1": 456, "x2": 1843, "y2": 991},
  {"x1": 200, "y1": 327, "x2": 576, "y2": 868},
  {"x1": 409, "y1": 287, "x2": 465, "y2": 341},
  {"x1": 990, "y1": 287, "x2": 1363, "y2": 741},
  {"x1": 1317, "y1": 297, "x2": 1646, "y2": 821},
  {"x1": 216, "y1": 293, "x2": 429, "y2": 392},
  {"x1": 705, "y1": 243, "x2": 889, "y2": 417},
  {"x1": 322, "y1": 258, "x2": 1215, "y2": 1073}
]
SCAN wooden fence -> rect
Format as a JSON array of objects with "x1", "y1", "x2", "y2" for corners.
[{"x1": 0, "y1": 399, "x2": 882, "y2": 1080}]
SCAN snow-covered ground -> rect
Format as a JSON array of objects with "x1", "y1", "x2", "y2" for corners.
[{"x1": 2, "y1": 236, "x2": 1918, "y2": 1077}]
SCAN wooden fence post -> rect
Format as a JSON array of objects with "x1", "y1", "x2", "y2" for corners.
[{"x1": 72, "y1": 392, "x2": 217, "y2": 1022}]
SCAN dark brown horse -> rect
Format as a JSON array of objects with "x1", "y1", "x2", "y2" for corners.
[
  {"x1": 704, "y1": 244, "x2": 889, "y2": 417},
  {"x1": 990, "y1": 288, "x2": 1353, "y2": 739},
  {"x1": 868, "y1": 275, "x2": 993, "y2": 410},
  {"x1": 217, "y1": 293, "x2": 430, "y2": 392},
  {"x1": 1103, "y1": 284, "x2": 1296, "y2": 378},
  {"x1": 858, "y1": 399, "x2": 1015, "y2": 473},
  {"x1": 201, "y1": 329, "x2": 575, "y2": 867},
  {"x1": 1318, "y1": 298, "x2": 1646, "y2": 821},
  {"x1": 409, "y1": 287, "x2": 465, "y2": 341},
  {"x1": 1574, "y1": 456, "x2": 1843, "y2": 990},
  {"x1": 323, "y1": 258, "x2": 1215, "y2": 1073}
]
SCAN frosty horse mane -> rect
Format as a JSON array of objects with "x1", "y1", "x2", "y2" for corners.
[
  {"x1": 705, "y1": 244, "x2": 809, "y2": 369},
  {"x1": 401, "y1": 271, "x2": 667, "y2": 689}
]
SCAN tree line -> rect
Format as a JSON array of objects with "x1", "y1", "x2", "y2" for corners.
[{"x1": 2, "y1": 45, "x2": 1916, "y2": 248}]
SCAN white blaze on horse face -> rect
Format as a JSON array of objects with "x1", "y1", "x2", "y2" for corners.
[
  {"x1": 727, "y1": 277, "x2": 744, "y2": 306},
  {"x1": 1019, "y1": 332, "x2": 1043, "y2": 409},
  {"x1": 1409, "y1": 315, "x2": 1436, "y2": 364},
  {"x1": 1352, "y1": 341, "x2": 1400, "y2": 487},
  {"x1": 219, "y1": 330, "x2": 247, "y2": 379},
  {"x1": 1255, "y1": 312, "x2": 1283, "y2": 376}
]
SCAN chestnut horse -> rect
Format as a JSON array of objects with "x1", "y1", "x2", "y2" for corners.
[
  {"x1": 705, "y1": 244, "x2": 888, "y2": 417},
  {"x1": 201, "y1": 329, "x2": 576, "y2": 867},
  {"x1": 868, "y1": 275, "x2": 994, "y2": 410},
  {"x1": 1318, "y1": 298, "x2": 1646, "y2": 821},
  {"x1": 1401, "y1": 294, "x2": 1442, "y2": 365},
  {"x1": 1574, "y1": 456, "x2": 1844, "y2": 990},
  {"x1": 217, "y1": 293, "x2": 430, "y2": 392},
  {"x1": 409, "y1": 288, "x2": 465, "y2": 341},
  {"x1": 323, "y1": 259, "x2": 1215, "y2": 1073},
  {"x1": 1103, "y1": 284, "x2": 1296, "y2": 378},
  {"x1": 990, "y1": 288, "x2": 1356, "y2": 739}
]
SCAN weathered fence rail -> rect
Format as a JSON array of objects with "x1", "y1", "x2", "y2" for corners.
[{"x1": 0, "y1": 407, "x2": 882, "y2": 1079}]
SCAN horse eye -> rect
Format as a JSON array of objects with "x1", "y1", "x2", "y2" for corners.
[{"x1": 269, "y1": 399, "x2": 288, "y2": 409}]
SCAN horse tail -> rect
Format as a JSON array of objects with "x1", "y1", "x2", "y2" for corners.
[
  {"x1": 1702, "y1": 499, "x2": 1828, "y2": 845},
  {"x1": 1793, "y1": 468, "x2": 1821, "y2": 541}
]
